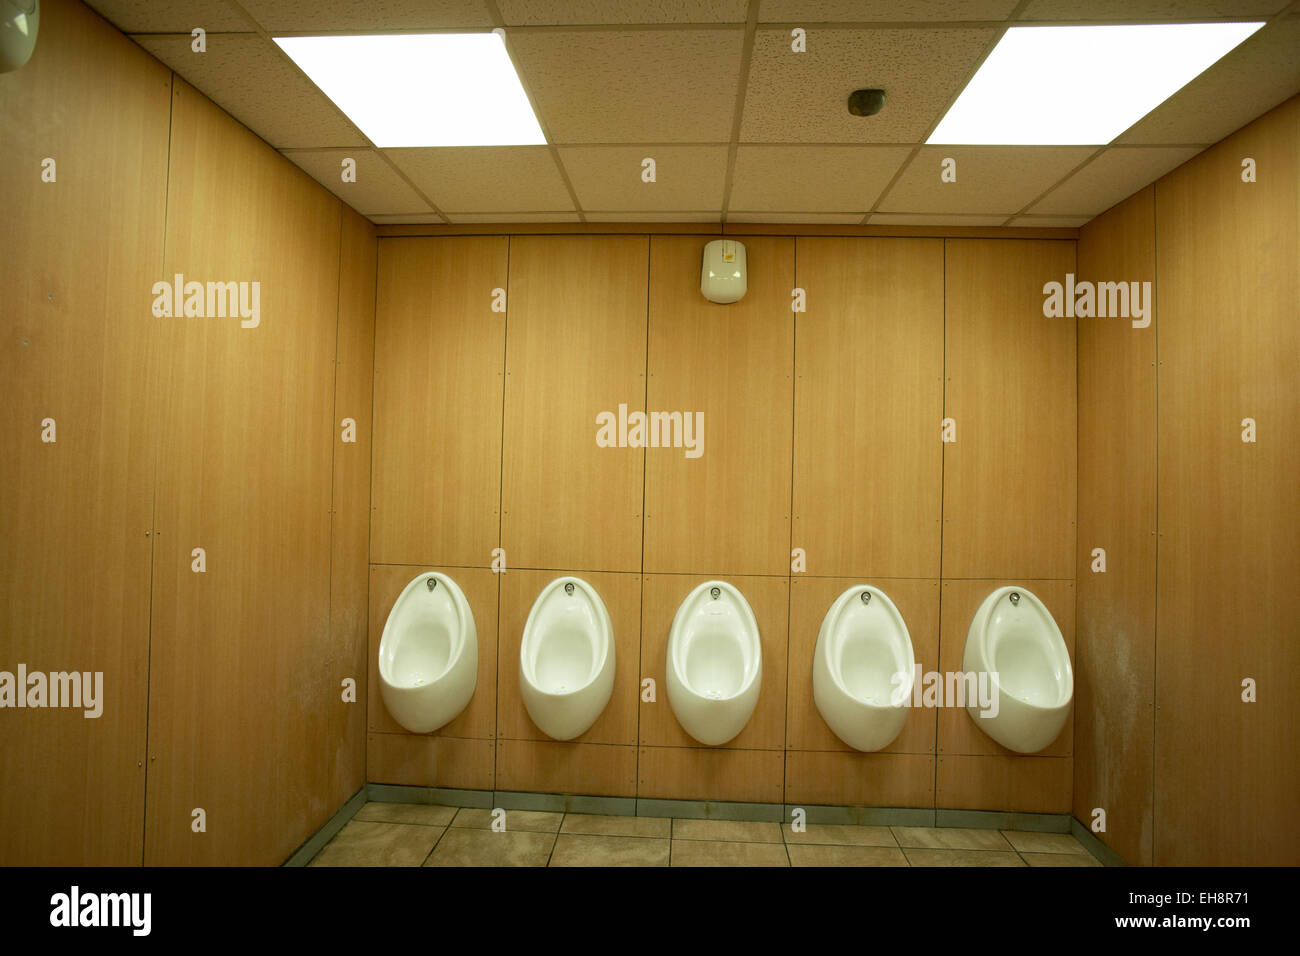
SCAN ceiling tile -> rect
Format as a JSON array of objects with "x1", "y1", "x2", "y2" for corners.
[
  {"x1": 84, "y1": 1, "x2": 255, "y2": 33},
  {"x1": 498, "y1": 1, "x2": 748, "y2": 24},
  {"x1": 585, "y1": 212, "x2": 723, "y2": 221},
  {"x1": 728, "y1": 211, "x2": 865, "y2": 222},
  {"x1": 1007, "y1": 216, "x2": 1089, "y2": 227},
  {"x1": 281, "y1": 149, "x2": 433, "y2": 216},
  {"x1": 508, "y1": 30, "x2": 744, "y2": 142},
  {"x1": 729, "y1": 145, "x2": 910, "y2": 211},
  {"x1": 559, "y1": 145, "x2": 730, "y2": 211},
  {"x1": 1115, "y1": 13, "x2": 1300, "y2": 145},
  {"x1": 1029, "y1": 146, "x2": 1202, "y2": 215},
  {"x1": 740, "y1": 26, "x2": 996, "y2": 143},
  {"x1": 133, "y1": 34, "x2": 365, "y2": 148},
  {"x1": 385, "y1": 147, "x2": 574, "y2": 212},
  {"x1": 1018, "y1": 0, "x2": 1288, "y2": 19},
  {"x1": 877, "y1": 146, "x2": 1095, "y2": 214},
  {"x1": 868, "y1": 212, "x2": 1008, "y2": 225},
  {"x1": 240, "y1": 0, "x2": 494, "y2": 31},
  {"x1": 759, "y1": 1, "x2": 1019, "y2": 21},
  {"x1": 444, "y1": 212, "x2": 583, "y2": 222}
]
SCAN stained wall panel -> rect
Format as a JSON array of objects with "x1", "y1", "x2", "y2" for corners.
[
  {"x1": 942, "y1": 239, "x2": 1077, "y2": 580},
  {"x1": 1073, "y1": 188, "x2": 1157, "y2": 867},
  {"x1": 371, "y1": 237, "x2": 508, "y2": 567}
]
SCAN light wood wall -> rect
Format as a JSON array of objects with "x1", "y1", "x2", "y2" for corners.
[
  {"x1": 369, "y1": 233, "x2": 1078, "y2": 814},
  {"x1": 0, "y1": 0, "x2": 170, "y2": 866},
  {"x1": 0, "y1": 0, "x2": 374, "y2": 865},
  {"x1": 1074, "y1": 187, "x2": 1158, "y2": 866},
  {"x1": 1075, "y1": 96, "x2": 1298, "y2": 866}
]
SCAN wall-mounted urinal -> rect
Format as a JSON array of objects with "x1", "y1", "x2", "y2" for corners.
[
  {"x1": 813, "y1": 584, "x2": 915, "y2": 752},
  {"x1": 378, "y1": 571, "x2": 477, "y2": 734},
  {"x1": 519, "y1": 576, "x2": 615, "y2": 740},
  {"x1": 963, "y1": 585, "x2": 1073, "y2": 753},
  {"x1": 666, "y1": 580, "x2": 762, "y2": 746}
]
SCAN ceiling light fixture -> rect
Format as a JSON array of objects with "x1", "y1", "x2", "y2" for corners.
[
  {"x1": 274, "y1": 31, "x2": 546, "y2": 148},
  {"x1": 927, "y1": 22, "x2": 1265, "y2": 145}
]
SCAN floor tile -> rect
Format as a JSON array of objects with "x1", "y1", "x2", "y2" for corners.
[
  {"x1": 450, "y1": 808, "x2": 563, "y2": 832},
  {"x1": 560, "y1": 814, "x2": 672, "y2": 838},
  {"x1": 671, "y1": 839, "x2": 790, "y2": 867},
  {"x1": 783, "y1": 823, "x2": 897, "y2": 847},
  {"x1": 549, "y1": 834, "x2": 670, "y2": 867},
  {"x1": 1000, "y1": 830, "x2": 1089, "y2": 855},
  {"x1": 1023, "y1": 851, "x2": 1102, "y2": 867},
  {"x1": 353, "y1": 802, "x2": 457, "y2": 827},
  {"x1": 424, "y1": 828, "x2": 555, "y2": 866},
  {"x1": 787, "y1": 844, "x2": 909, "y2": 867},
  {"x1": 308, "y1": 821, "x2": 442, "y2": 867},
  {"x1": 671, "y1": 819, "x2": 783, "y2": 843},
  {"x1": 903, "y1": 848, "x2": 1025, "y2": 867},
  {"x1": 891, "y1": 826, "x2": 1013, "y2": 850}
]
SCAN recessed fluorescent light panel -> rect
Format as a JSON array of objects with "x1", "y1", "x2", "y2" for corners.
[
  {"x1": 927, "y1": 22, "x2": 1264, "y2": 145},
  {"x1": 274, "y1": 32, "x2": 546, "y2": 147}
]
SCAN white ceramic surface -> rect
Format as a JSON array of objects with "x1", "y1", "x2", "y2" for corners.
[
  {"x1": 962, "y1": 585, "x2": 1073, "y2": 753},
  {"x1": 813, "y1": 584, "x2": 915, "y2": 752},
  {"x1": 519, "y1": 576, "x2": 615, "y2": 741},
  {"x1": 665, "y1": 579, "x2": 762, "y2": 746},
  {"x1": 378, "y1": 571, "x2": 478, "y2": 734}
]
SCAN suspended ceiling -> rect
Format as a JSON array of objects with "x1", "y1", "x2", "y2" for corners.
[{"x1": 84, "y1": 0, "x2": 1300, "y2": 227}]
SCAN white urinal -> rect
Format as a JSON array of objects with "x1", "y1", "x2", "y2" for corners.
[
  {"x1": 962, "y1": 585, "x2": 1073, "y2": 753},
  {"x1": 666, "y1": 580, "x2": 762, "y2": 746},
  {"x1": 813, "y1": 584, "x2": 915, "y2": 752},
  {"x1": 378, "y1": 571, "x2": 477, "y2": 734},
  {"x1": 519, "y1": 576, "x2": 615, "y2": 741}
]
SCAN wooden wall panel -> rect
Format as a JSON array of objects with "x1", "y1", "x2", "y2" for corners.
[
  {"x1": 643, "y1": 237, "x2": 794, "y2": 576},
  {"x1": 1073, "y1": 188, "x2": 1157, "y2": 866},
  {"x1": 143, "y1": 80, "x2": 343, "y2": 866},
  {"x1": 501, "y1": 236, "x2": 648, "y2": 572},
  {"x1": 371, "y1": 237, "x2": 507, "y2": 567},
  {"x1": 1153, "y1": 97, "x2": 1299, "y2": 866},
  {"x1": 943, "y1": 239, "x2": 1077, "y2": 580},
  {"x1": 0, "y1": 0, "x2": 171, "y2": 865},
  {"x1": 367, "y1": 733, "x2": 495, "y2": 790},
  {"x1": 496, "y1": 569, "x2": 640, "y2": 745},
  {"x1": 637, "y1": 747, "x2": 784, "y2": 804},
  {"x1": 792, "y1": 238, "x2": 944, "y2": 579},
  {"x1": 367, "y1": 565, "x2": 499, "y2": 740},
  {"x1": 496, "y1": 740, "x2": 637, "y2": 797},
  {"x1": 638, "y1": 573, "x2": 788, "y2": 754},
  {"x1": 937, "y1": 755, "x2": 1072, "y2": 813},
  {"x1": 786, "y1": 576, "x2": 939, "y2": 756},
  {"x1": 785, "y1": 752, "x2": 935, "y2": 808},
  {"x1": 937, "y1": 579, "x2": 1075, "y2": 758},
  {"x1": 330, "y1": 208, "x2": 377, "y2": 819}
]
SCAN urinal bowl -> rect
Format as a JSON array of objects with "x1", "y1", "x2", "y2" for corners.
[
  {"x1": 519, "y1": 576, "x2": 615, "y2": 741},
  {"x1": 379, "y1": 571, "x2": 478, "y2": 734},
  {"x1": 962, "y1": 585, "x2": 1073, "y2": 754},
  {"x1": 813, "y1": 584, "x2": 915, "y2": 752},
  {"x1": 666, "y1": 580, "x2": 762, "y2": 747}
]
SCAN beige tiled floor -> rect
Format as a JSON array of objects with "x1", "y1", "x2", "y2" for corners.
[{"x1": 308, "y1": 804, "x2": 1105, "y2": 867}]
